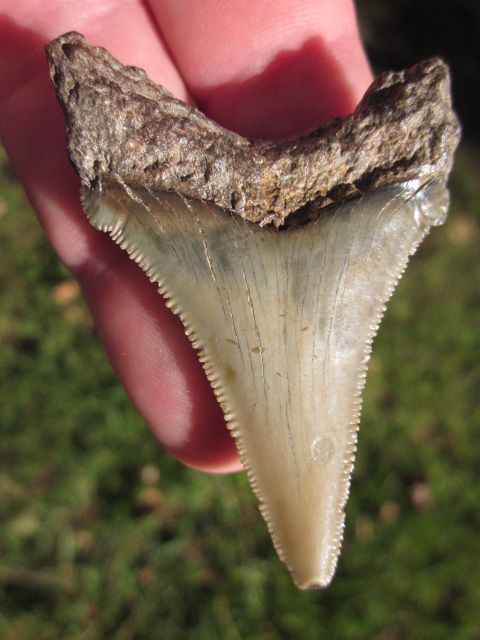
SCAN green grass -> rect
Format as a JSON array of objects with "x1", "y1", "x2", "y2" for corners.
[{"x1": 1, "y1": 137, "x2": 479, "y2": 639}]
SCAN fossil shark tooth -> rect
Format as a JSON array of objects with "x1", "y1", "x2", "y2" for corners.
[{"x1": 46, "y1": 32, "x2": 460, "y2": 589}]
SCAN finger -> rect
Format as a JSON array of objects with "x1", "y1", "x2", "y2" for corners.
[
  {"x1": 147, "y1": 0, "x2": 372, "y2": 139},
  {"x1": 0, "y1": 2, "x2": 241, "y2": 472}
]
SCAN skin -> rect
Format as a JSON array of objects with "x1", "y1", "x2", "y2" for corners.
[{"x1": 0, "y1": 0, "x2": 371, "y2": 473}]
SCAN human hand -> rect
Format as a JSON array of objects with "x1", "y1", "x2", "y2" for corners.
[{"x1": 0, "y1": 0, "x2": 371, "y2": 473}]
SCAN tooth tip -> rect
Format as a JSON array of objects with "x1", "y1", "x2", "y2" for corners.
[{"x1": 293, "y1": 546, "x2": 343, "y2": 589}]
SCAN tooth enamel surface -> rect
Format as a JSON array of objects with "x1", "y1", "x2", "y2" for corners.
[{"x1": 83, "y1": 180, "x2": 446, "y2": 588}]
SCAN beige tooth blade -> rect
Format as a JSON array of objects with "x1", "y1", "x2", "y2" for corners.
[{"x1": 82, "y1": 179, "x2": 448, "y2": 589}]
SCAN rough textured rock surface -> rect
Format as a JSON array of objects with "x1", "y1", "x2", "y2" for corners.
[{"x1": 46, "y1": 31, "x2": 460, "y2": 227}]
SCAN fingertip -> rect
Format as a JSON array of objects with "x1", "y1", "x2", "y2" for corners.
[
  {"x1": 148, "y1": 0, "x2": 372, "y2": 138},
  {"x1": 77, "y1": 241, "x2": 241, "y2": 473}
]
